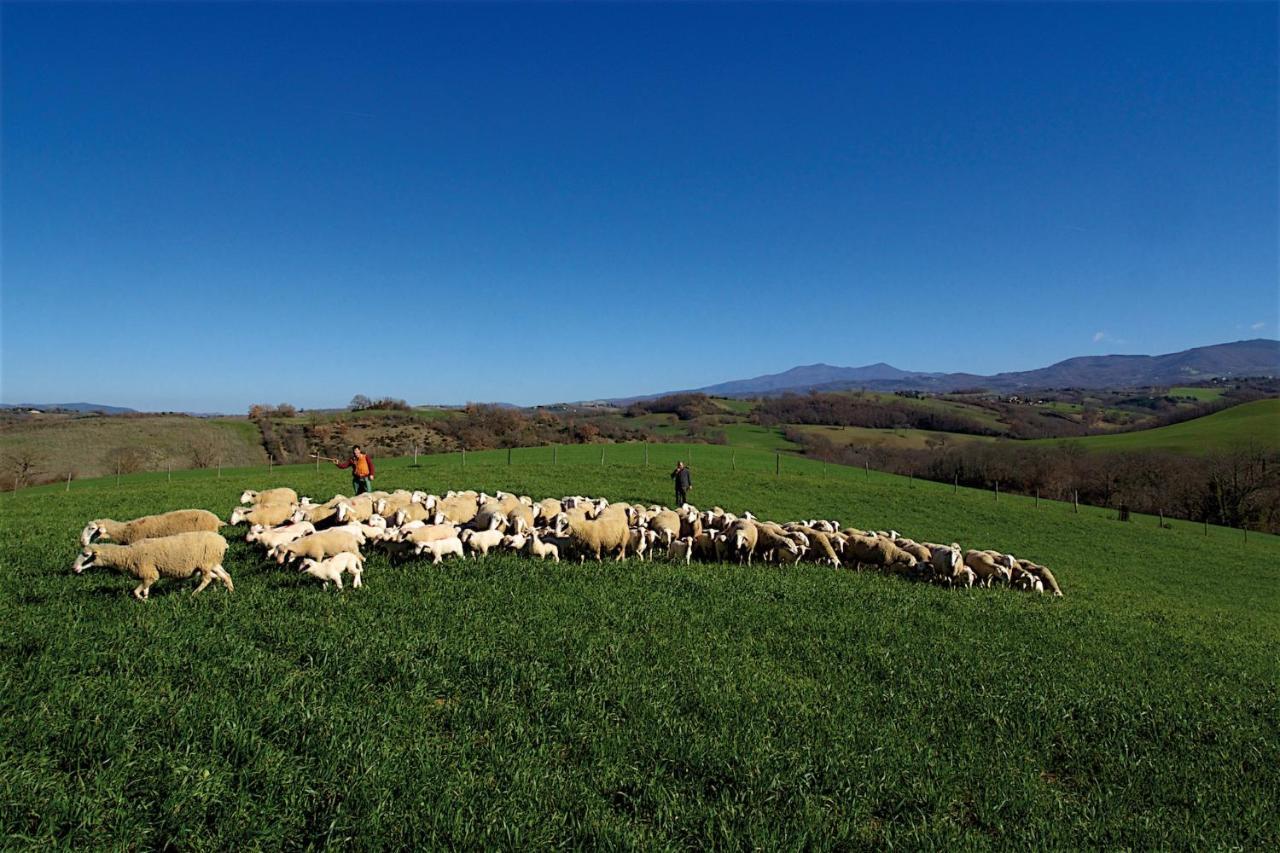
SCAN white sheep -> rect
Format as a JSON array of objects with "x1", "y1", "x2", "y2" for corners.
[
  {"x1": 461, "y1": 528, "x2": 504, "y2": 558},
  {"x1": 417, "y1": 536, "x2": 465, "y2": 564},
  {"x1": 72, "y1": 531, "x2": 232, "y2": 600},
  {"x1": 298, "y1": 553, "x2": 364, "y2": 590}
]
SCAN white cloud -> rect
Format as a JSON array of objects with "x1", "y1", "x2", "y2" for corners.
[
  {"x1": 1092, "y1": 331, "x2": 1106, "y2": 342},
  {"x1": 1250, "y1": 321, "x2": 1266, "y2": 331}
]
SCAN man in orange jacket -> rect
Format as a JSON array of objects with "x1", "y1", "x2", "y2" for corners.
[{"x1": 336, "y1": 445, "x2": 375, "y2": 495}]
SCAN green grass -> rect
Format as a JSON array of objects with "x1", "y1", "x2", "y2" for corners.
[
  {"x1": 718, "y1": 423, "x2": 798, "y2": 452},
  {"x1": 710, "y1": 397, "x2": 757, "y2": 414},
  {"x1": 1, "y1": 443, "x2": 1276, "y2": 848},
  {"x1": 1032, "y1": 398, "x2": 1280, "y2": 454},
  {"x1": 790, "y1": 424, "x2": 998, "y2": 450}
]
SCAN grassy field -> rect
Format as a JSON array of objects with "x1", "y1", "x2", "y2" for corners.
[
  {"x1": 1, "y1": 443, "x2": 1276, "y2": 848},
  {"x1": 0, "y1": 415, "x2": 265, "y2": 481},
  {"x1": 1033, "y1": 398, "x2": 1280, "y2": 454},
  {"x1": 791, "y1": 424, "x2": 998, "y2": 450}
]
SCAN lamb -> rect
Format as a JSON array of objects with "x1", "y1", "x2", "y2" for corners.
[
  {"x1": 72, "y1": 531, "x2": 232, "y2": 600},
  {"x1": 298, "y1": 552, "x2": 364, "y2": 590},
  {"x1": 246, "y1": 521, "x2": 315, "y2": 549},
  {"x1": 273, "y1": 530, "x2": 362, "y2": 566},
  {"x1": 229, "y1": 502, "x2": 296, "y2": 528},
  {"x1": 500, "y1": 533, "x2": 528, "y2": 551},
  {"x1": 627, "y1": 527, "x2": 659, "y2": 561},
  {"x1": 240, "y1": 487, "x2": 298, "y2": 506},
  {"x1": 523, "y1": 533, "x2": 561, "y2": 563},
  {"x1": 416, "y1": 536, "x2": 465, "y2": 564},
  {"x1": 81, "y1": 509, "x2": 224, "y2": 546},
  {"x1": 667, "y1": 537, "x2": 695, "y2": 564},
  {"x1": 460, "y1": 528, "x2": 504, "y2": 558}
]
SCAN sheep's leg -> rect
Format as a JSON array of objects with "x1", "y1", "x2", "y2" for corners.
[
  {"x1": 212, "y1": 565, "x2": 234, "y2": 593},
  {"x1": 192, "y1": 568, "x2": 215, "y2": 595},
  {"x1": 132, "y1": 583, "x2": 147, "y2": 601},
  {"x1": 334, "y1": 574, "x2": 343, "y2": 590},
  {"x1": 351, "y1": 570, "x2": 362, "y2": 589}
]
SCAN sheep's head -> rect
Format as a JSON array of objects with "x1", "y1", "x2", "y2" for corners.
[
  {"x1": 373, "y1": 498, "x2": 388, "y2": 515},
  {"x1": 245, "y1": 524, "x2": 265, "y2": 543},
  {"x1": 72, "y1": 547, "x2": 99, "y2": 574},
  {"x1": 239, "y1": 490, "x2": 258, "y2": 505},
  {"x1": 80, "y1": 521, "x2": 106, "y2": 546},
  {"x1": 297, "y1": 558, "x2": 318, "y2": 574},
  {"x1": 367, "y1": 514, "x2": 387, "y2": 529},
  {"x1": 336, "y1": 503, "x2": 353, "y2": 523}
]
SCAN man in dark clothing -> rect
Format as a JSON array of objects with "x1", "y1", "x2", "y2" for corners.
[
  {"x1": 336, "y1": 445, "x2": 375, "y2": 495},
  {"x1": 671, "y1": 461, "x2": 692, "y2": 507}
]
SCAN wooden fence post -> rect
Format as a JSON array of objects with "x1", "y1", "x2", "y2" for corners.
[
  {"x1": 553, "y1": 446, "x2": 557, "y2": 465},
  {"x1": 217, "y1": 459, "x2": 222, "y2": 478},
  {"x1": 413, "y1": 443, "x2": 418, "y2": 465},
  {"x1": 601, "y1": 446, "x2": 605, "y2": 466},
  {"x1": 732, "y1": 451, "x2": 736, "y2": 471},
  {"x1": 1158, "y1": 508, "x2": 1163, "y2": 528},
  {"x1": 994, "y1": 481, "x2": 999, "y2": 501},
  {"x1": 865, "y1": 460, "x2": 869, "y2": 480},
  {"x1": 462, "y1": 447, "x2": 466, "y2": 468},
  {"x1": 1073, "y1": 490, "x2": 1079, "y2": 514},
  {"x1": 268, "y1": 456, "x2": 273, "y2": 476},
  {"x1": 1035, "y1": 488, "x2": 1039, "y2": 508},
  {"x1": 508, "y1": 447, "x2": 512, "y2": 466},
  {"x1": 116, "y1": 461, "x2": 121, "y2": 487},
  {"x1": 954, "y1": 473, "x2": 958, "y2": 494},
  {"x1": 66, "y1": 472, "x2": 72, "y2": 492},
  {"x1": 775, "y1": 453, "x2": 780, "y2": 477},
  {"x1": 167, "y1": 462, "x2": 172, "y2": 483}
]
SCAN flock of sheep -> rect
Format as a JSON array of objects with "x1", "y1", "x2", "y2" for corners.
[{"x1": 72, "y1": 485, "x2": 1063, "y2": 600}]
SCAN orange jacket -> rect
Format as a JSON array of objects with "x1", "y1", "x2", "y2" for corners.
[{"x1": 337, "y1": 452, "x2": 374, "y2": 477}]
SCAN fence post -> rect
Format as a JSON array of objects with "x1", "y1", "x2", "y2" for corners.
[
  {"x1": 1073, "y1": 490, "x2": 1079, "y2": 514},
  {"x1": 217, "y1": 459, "x2": 222, "y2": 479},
  {"x1": 462, "y1": 447, "x2": 466, "y2": 468},
  {"x1": 168, "y1": 461, "x2": 172, "y2": 483},
  {"x1": 553, "y1": 446, "x2": 557, "y2": 465},
  {"x1": 315, "y1": 453, "x2": 320, "y2": 473},
  {"x1": 775, "y1": 453, "x2": 780, "y2": 477},
  {"x1": 1035, "y1": 488, "x2": 1039, "y2": 508},
  {"x1": 954, "y1": 473, "x2": 958, "y2": 494},
  {"x1": 601, "y1": 446, "x2": 605, "y2": 466},
  {"x1": 865, "y1": 460, "x2": 869, "y2": 480},
  {"x1": 732, "y1": 451, "x2": 736, "y2": 471},
  {"x1": 644, "y1": 443, "x2": 649, "y2": 467},
  {"x1": 508, "y1": 447, "x2": 512, "y2": 466},
  {"x1": 269, "y1": 456, "x2": 273, "y2": 476},
  {"x1": 413, "y1": 443, "x2": 418, "y2": 465},
  {"x1": 66, "y1": 472, "x2": 72, "y2": 492},
  {"x1": 1204, "y1": 518, "x2": 1208, "y2": 536},
  {"x1": 116, "y1": 460, "x2": 121, "y2": 487},
  {"x1": 994, "y1": 481, "x2": 999, "y2": 501}
]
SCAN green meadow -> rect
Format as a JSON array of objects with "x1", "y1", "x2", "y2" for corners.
[
  {"x1": 1033, "y1": 398, "x2": 1280, "y2": 454},
  {"x1": 1, "y1": 443, "x2": 1276, "y2": 848}
]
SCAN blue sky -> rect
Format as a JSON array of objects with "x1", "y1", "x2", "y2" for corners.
[{"x1": 2, "y1": 2, "x2": 1276, "y2": 412}]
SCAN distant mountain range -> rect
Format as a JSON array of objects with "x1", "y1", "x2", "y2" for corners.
[
  {"x1": 611, "y1": 339, "x2": 1280, "y2": 402},
  {"x1": 0, "y1": 402, "x2": 138, "y2": 414}
]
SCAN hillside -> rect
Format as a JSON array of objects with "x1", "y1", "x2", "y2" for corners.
[
  {"x1": 1, "y1": 444, "x2": 1276, "y2": 847},
  {"x1": 1033, "y1": 398, "x2": 1280, "y2": 454},
  {"x1": 0, "y1": 414, "x2": 265, "y2": 481}
]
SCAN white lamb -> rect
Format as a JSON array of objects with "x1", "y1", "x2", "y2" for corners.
[{"x1": 298, "y1": 552, "x2": 364, "y2": 590}]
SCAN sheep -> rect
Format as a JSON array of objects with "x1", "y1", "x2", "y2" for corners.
[
  {"x1": 523, "y1": 533, "x2": 561, "y2": 563},
  {"x1": 564, "y1": 512, "x2": 629, "y2": 562},
  {"x1": 470, "y1": 505, "x2": 509, "y2": 533},
  {"x1": 726, "y1": 520, "x2": 758, "y2": 565},
  {"x1": 927, "y1": 544, "x2": 964, "y2": 580},
  {"x1": 648, "y1": 510, "x2": 682, "y2": 546},
  {"x1": 667, "y1": 537, "x2": 695, "y2": 564},
  {"x1": 246, "y1": 521, "x2": 316, "y2": 549},
  {"x1": 322, "y1": 523, "x2": 370, "y2": 546},
  {"x1": 461, "y1": 528, "x2": 504, "y2": 558},
  {"x1": 405, "y1": 524, "x2": 461, "y2": 546},
  {"x1": 72, "y1": 531, "x2": 232, "y2": 600},
  {"x1": 393, "y1": 503, "x2": 436, "y2": 525},
  {"x1": 81, "y1": 509, "x2": 223, "y2": 547},
  {"x1": 506, "y1": 503, "x2": 535, "y2": 534},
  {"x1": 533, "y1": 498, "x2": 563, "y2": 524},
  {"x1": 845, "y1": 534, "x2": 917, "y2": 573},
  {"x1": 756, "y1": 524, "x2": 802, "y2": 564},
  {"x1": 963, "y1": 550, "x2": 1010, "y2": 586},
  {"x1": 273, "y1": 530, "x2": 362, "y2": 566},
  {"x1": 416, "y1": 536, "x2": 465, "y2": 565},
  {"x1": 798, "y1": 528, "x2": 841, "y2": 568},
  {"x1": 894, "y1": 538, "x2": 933, "y2": 565},
  {"x1": 291, "y1": 502, "x2": 343, "y2": 527},
  {"x1": 335, "y1": 495, "x2": 376, "y2": 523},
  {"x1": 229, "y1": 502, "x2": 296, "y2": 528},
  {"x1": 434, "y1": 495, "x2": 480, "y2": 526},
  {"x1": 240, "y1": 487, "x2": 299, "y2": 506},
  {"x1": 500, "y1": 533, "x2": 528, "y2": 551},
  {"x1": 298, "y1": 552, "x2": 364, "y2": 590},
  {"x1": 1017, "y1": 559, "x2": 1063, "y2": 597},
  {"x1": 627, "y1": 527, "x2": 659, "y2": 561}
]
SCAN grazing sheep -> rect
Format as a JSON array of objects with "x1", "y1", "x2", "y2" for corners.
[
  {"x1": 274, "y1": 530, "x2": 362, "y2": 566},
  {"x1": 298, "y1": 552, "x2": 364, "y2": 590},
  {"x1": 336, "y1": 495, "x2": 376, "y2": 523},
  {"x1": 229, "y1": 502, "x2": 296, "y2": 528},
  {"x1": 461, "y1": 528, "x2": 504, "y2": 558},
  {"x1": 845, "y1": 534, "x2": 916, "y2": 573},
  {"x1": 393, "y1": 503, "x2": 437, "y2": 525},
  {"x1": 963, "y1": 550, "x2": 1010, "y2": 586},
  {"x1": 756, "y1": 524, "x2": 802, "y2": 564},
  {"x1": 417, "y1": 536, "x2": 465, "y2": 564},
  {"x1": 292, "y1": 502, "x2": 343, "y2": 527},
  {"x1": 799, "y1": 528, "x2": 842, "y2": 568},
  {"x1": 240, "y1": 487, "x2": 299, "y2": 507},
  {"x1": 1017, "y1": 559, "x2": 1063, "y2": 597},
  {"x1": 405, "y1": 524, "x2": 461, "y2": 545},
  {"x1": 523, "y1": 533, "x2": 561, "y2": 563},
  {"x1": 81, "y1": 509, "x2": 223, "y2": 547},
  {"x1": 501, "y1": 533, "x2": 528, "y2": 551},
  {"x1": 434, "y1": 495, "x2": 480, "y2": 526},
  {"x1": 533, "y1": 498, "x2": 563, "y2": 524},
  {"x1": 246, "y1": 520, "x2": 316, "y2": 549},
  {"x1": 72, "y1": 531, "x2": 231, "y2": 600},
  {"x1": 506, "y1": 504, "x2": 535, "y2": 534}
]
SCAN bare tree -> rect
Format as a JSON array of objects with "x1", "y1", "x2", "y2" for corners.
[{"x1": 4, "y1": 449, "x2": 41, "y2": 490}]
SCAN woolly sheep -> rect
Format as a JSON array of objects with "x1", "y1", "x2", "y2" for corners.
[
  {"x1": 229, "y1": 503, "x2": 296, "y2": 528},
  {"x1": 298, "y1": 552, "x2": 365, "y2": 590},
  {"x1": 246, "y1": 520, "x2": 315, "y2": 549},
  {"x1": 648, "y1": 510, "x2": 682, "y2": 545},
  {"x1": 564, "y1": 512, "x2": 629, "y2": 562},
  {"x1": 73, "y1": 531, "x2": 231, "y2": 600},
  {"x1": 81, "y1": 509, "x2": 223, "y2": 547},
  {"x1": 274, "y1": 530, "x2": 362, "y2": 566},
  {"x1": 667, "y1": 537, "x2": 695, "y2": 564},
  {"x1": 240, "y1": 487, "x2": 298, "y2": 506},
  {"x1": 846, "y1": 534, "x2": 916, "y2": 573}
]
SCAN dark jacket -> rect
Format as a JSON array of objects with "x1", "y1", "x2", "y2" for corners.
[{"x1": 671, "y1": 467, "x2": 691, "y2": 490}]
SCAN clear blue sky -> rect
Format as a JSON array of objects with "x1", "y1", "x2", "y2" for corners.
[{"x1": 2, "y1": 2, "x2": 1276, "y2": 412}]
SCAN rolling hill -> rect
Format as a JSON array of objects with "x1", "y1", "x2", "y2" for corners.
[{"x1": 1032, "y1": 398, "x2": 1280, "y2": 454}]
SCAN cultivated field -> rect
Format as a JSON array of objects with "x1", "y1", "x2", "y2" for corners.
[{"x1": 1, "y1": 444, "x2": 1276, "y2": 847}]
